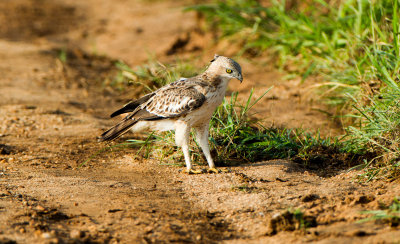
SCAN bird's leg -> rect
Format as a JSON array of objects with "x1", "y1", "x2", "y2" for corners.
[
  {"x1": 195, "y1": 124, "x2": 230, "y2": 174},
  {"x1": 194, "y1": 124, "x2": 223, "y2": 174},
  {"x1": 175, "y1": 121, "x2": 203, "y2": 174},
  {"x1": 195, "y1": 123, "x2": 214, "y2": 168}
]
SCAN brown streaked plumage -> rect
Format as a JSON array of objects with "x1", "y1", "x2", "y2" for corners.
[{"x1": 100, "y1": 55, "x2": 243, "y2": 173}]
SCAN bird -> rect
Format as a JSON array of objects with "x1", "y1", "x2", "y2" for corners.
[{"x1": 100, "y1": 55, "x2": 243, "y2": 173}]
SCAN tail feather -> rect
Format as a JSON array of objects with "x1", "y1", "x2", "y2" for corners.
[
  {"x1": 100, "y1": 118, "x2": 138, "y2": 141},
  {"x1": 110, "y1": 93, "x2": 154, "y2": 118}
]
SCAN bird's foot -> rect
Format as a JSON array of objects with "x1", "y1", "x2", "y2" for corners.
[
  {"x1": 183, "y1": 168, "x2": 230, "y2": 174},
  {"x1": 185, "y1": 168, "x2": 207, "y2": 174},
  {"x1": 207, "y1": 168, "x2": 230, "y2": 174}
]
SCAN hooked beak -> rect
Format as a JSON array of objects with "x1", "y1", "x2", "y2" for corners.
[{"x1": 237, "y1": 73, "x2": 243, "y2": 83}]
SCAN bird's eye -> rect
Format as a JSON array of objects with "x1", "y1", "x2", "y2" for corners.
[{"x1": 226, "y1": 69, "x2": 232, "y2": 74}]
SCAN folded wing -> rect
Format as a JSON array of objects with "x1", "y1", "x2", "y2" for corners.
[{"x1": 100, "y1": 80, "x2": 207, "y2": 141}]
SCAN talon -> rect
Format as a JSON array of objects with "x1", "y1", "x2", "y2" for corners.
[
  {"x1": 207, "y1": 168, "x2": 221, "y2": 174},
  {"x1": 185, "y1": 168, "x2": 206, "y2": 174},
  {"x1": 207, "y1": 168, "x2": 230, "y2": 173},
  {"x1": 184, "y1": 168, "x2": 230, "y2": 174}
]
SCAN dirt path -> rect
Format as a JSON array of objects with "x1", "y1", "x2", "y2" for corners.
[
  {"x1": 0, "y1": 39, "x2": 232, "y2": 243},
  {"x1": 1, "y1": 0, "x2": 400, "y2": 243}
]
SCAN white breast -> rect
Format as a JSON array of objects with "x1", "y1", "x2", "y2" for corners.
[
  {"x1": 131, "y1": 78, "x2": 230, "y2": 133},
  {"x1": 182, "y1": 86, "x2": 227, "y2": 127}
]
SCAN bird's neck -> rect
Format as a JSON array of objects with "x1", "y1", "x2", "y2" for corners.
[{"x1": 201, "y1": 72, "x2": 231, "y2": 88}]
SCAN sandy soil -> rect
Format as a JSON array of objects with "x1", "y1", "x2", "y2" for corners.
[{"x1": 1, "y1": 0, "x2": 400, "y2": 243}]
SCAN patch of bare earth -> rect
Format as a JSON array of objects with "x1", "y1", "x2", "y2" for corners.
[{"x1": 0, "y1": 0, "x2": 399, "y2": 243}]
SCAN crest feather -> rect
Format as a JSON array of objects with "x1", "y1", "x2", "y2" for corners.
[{"x1": 210, "y1": 54, "x2": 220, "y2": 63}]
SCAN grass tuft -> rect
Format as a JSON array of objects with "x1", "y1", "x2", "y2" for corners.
[
  {"x1": 359, "y1": 197, "x2": 400, "y2": 227},
  {"x1": 187, "y1": 0, "x2": 400, "y2": 180},
  {"x1": 112, "y1": 60, "x2": 360, "y2": 171}
]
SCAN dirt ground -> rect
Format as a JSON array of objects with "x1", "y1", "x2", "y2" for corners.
[{"x1": 1, "y1": 0, "x2": 400, "y2": 243}]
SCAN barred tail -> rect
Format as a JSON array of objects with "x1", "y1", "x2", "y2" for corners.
[{"x1": 100, "y1": 118, "x2": 138, "y2": 141}]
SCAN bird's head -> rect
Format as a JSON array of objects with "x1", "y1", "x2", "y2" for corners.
[{"x1": 207, "y1": 54, "x2": 243, "y2": 83}]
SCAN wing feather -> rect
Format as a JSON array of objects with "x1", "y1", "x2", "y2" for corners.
[
  {"x1": 142, "y1": 82, "x2": 206, "y2": 118},
  {"x1": 100, "y1": 118, "x2": 138, "y2": 141},
  {"x1": 101, "y1": 78, "x2": 208, "y2": 141},
  {"x1": 110, "y1": 93, "x2": 154, "y2": 118}
]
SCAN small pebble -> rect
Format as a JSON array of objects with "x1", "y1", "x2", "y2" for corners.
[
  {"x1": 88, "y1": 225, "x2": 97, "y2": 233},
  {"x1": 70, "y1": 229, "x2": 84, "y2": 239},
  {"x1": 35, "y1": 205, "x2": 45, "y2": 211},
  {"x1": 42, "y1": 232, "x2": 53, "y2": 239},
  {"x1": 144, "y1": 226, "x2": 153, "y2": 233}
]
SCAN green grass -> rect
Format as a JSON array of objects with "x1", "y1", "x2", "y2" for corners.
[
  {"x1": 359, "y1": 197, "x2": 400, "y2": 226},
  {"x1": 268, "y1": 208, "x2": 317, "y2": 235},
  {"x1": 187, "y1": 0, "x2": 399, "y2": 106},
  {"x1": 109, "y1": 60, "x2": 359, "y2": 170},
  {"x1": 207, "y1": 89, "x2": 349, "y2": 166},
  {"x1": 186, "y1": 0, "x2": 400, "y2": 180},
  {"x1": 232, "y1": 184, "x2": 258, "y2": 193},
  {"x1": 291, "y1": 208, "x2": 317, "y2": 230}
]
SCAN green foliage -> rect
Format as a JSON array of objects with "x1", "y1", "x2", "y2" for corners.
[
  {"x1": 359, "y1": 197, "x2": 400, "y2": 226},
  {"x1": 188, "y1": 0, "x2": 400, "y2": 180},
  {"x1": 231, "y1": 184, "x2": 258, "y2": 193},
  {"x1": 268, "y1": 209, "x2": 317, "y2": 234},
  {"x1": 347, "y1": 89, "x2": 400, "y2": 180},
  {"x1": 119, "y1": 61, "x2": 350, "y2": 167},
  {"x1": 291, "y1": 208, "x2": 315, "y2": 229},
  {"x1": 187, "y1": 0, "x2": 399, "y2": 106},
  {"x1": 208, "y1": 89, "x2": 344, "y2": 165},
  {"x1": 58, "y1": 48, "x2": 67, "y2": 63}
]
